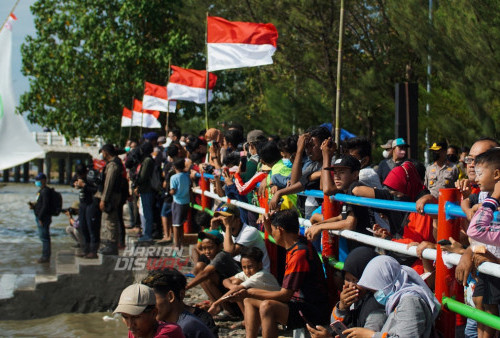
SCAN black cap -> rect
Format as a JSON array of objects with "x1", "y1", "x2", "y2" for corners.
[
  {"x1": 324, "y1": 155, "x2": 361, "y2": 172},
  {"x1": 99, "y1": 144, "x2": 116, "y2": 156}
]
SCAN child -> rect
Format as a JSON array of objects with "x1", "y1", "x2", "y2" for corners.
[
  {"x1": 306, "y1": 155, "x2": 374, "y2": 252},
  {"x1": 208, "y1": 247, "x2": 280, "y2": 317},
  {"x1": 186, "y1": 230, "x2": 241, "y2": 317},
  {"x1": 465, "y1": 148, "x2": 500, "y2": 337},
  {"x1": 169, "y1": 158, "x2": 191, "y2": 250}
]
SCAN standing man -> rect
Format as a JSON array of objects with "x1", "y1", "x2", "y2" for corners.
[
  {"x1": 135, "y1": 142, "x2": 155, "y2": 242},
  {"x1": 377, "y1": 138, "x2": 409, "y2": 182},
  {"x1": 30, "y1": 173, "x2": 53, "y2": 263},
  {"x1": 97, "y1": 144, "x2": 123, "y2": 255},
  {"x1": 425, "y1": 142, "x2": 459, "y2": 199}
]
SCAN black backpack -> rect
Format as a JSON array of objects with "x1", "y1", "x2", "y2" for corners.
[{"x1": 49, "y1": 188, "x2": 63, "y2": 216}]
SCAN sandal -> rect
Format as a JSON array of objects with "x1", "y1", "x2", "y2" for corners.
[{"x1": 213, "y1": 311, "x2": 241, "y2": 322}]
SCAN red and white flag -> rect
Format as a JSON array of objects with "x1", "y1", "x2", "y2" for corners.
[
  {"x1": 167, "y1": 66, "x2": 217, "y2": 104},
  {"x1": 143, "y1": 81, "x2": 177, "y2": 112},
  {"x1": 207, "y1": 16, "x2": 278, "y2": 72},
  {"x1": 132, "y1": 99, "x2": 161, "y2": 129},
  {"x1": 121, "y1": 107, "x2": 133, "y2": 127}
]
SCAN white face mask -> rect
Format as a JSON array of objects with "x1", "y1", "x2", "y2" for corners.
[
  {"x1": 382, "y1": 150, "x2": 390, "y2": 159},
  {"x1": 98, "y1": 153, "x2": 104, "y2": 161}
]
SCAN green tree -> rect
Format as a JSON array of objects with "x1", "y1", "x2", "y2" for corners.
[{"x1": 20, "y1": 0, "x2": 202, "y2": 141}]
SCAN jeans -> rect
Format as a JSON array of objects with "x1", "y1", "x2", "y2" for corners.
[
  {"x1": 464, "y1": 318, "x2": 478, "y2": 338},
  {"x1": 140, "y1": 192, "x2": 154, "y2": 240},
  {"x1": 36, "y1": 216, "x2": 51, "y2": 259}
]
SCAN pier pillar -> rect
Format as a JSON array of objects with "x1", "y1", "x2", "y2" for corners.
[
  {"x1": 65, "y1": 157, "x2": 72, "y2": 185},
  {"x1": 58, "y1": 158, "x2": 65, "y2": 184},
  {"x1": 36, "y1": 159, "x2": 43, "y2": 175},
  {"x1": 14, "y1": 166, "x2": 21, "y2": 182},
  {"x1": 44, "y1": 156, "x2": 51, "y2": 184},
  {"x1": 23, "y1": 162, "x2": 30, "y2": 182},
  {"x1": 3, "y1": 169, "x2": 9, "y2": 183}
]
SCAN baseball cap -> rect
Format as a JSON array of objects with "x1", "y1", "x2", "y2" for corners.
[
  {"x1": 429, "y1": 142, "x2": 446, "y2": 151},
  {"x1": 143, "y1": 132, "x2": 159, "y2": 141},
  {"x1": 380, "y1": 139, "x2": 393, "y2": 149},
  {"x1": 113, "y1": 284, "x2": 156, "y2": 315},
  {"x1": 213, "y1": 203, "x2": 240, "y2": 218},
  {"x1": 198, "y1": 230, "x2": 224, "y2": 245},
  {"x1": 99, "y1": 143, "x2": 116, "y2": 156},
  {"x1": 324, "y1": 155, "x2": 361, "y2": 172},
  {"x1": 247, "y1": 130, "x2": 266, "y2": 143},
  {"x1": 392, "y1": 138, "x2": 409, "y2": 148},
  {"x1": 35, "y1": 173, "x2": 47, "y2": 181}
]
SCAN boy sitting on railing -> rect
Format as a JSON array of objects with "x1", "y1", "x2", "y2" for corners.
[
  {"x1": 465, "y1": 148, "x2": 500, "y2": 336},
  {"x1": 305, "y1": 155, "x2": 375, "y2": 253}
]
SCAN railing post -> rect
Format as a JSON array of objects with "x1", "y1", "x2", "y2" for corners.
[
  {"x1": 200, "y1": 173, "x2": 209, "y2": 212},
  {"x1": 435, "y1": 188, "x2": 461, "y2": 336},
  {"x1": 321, "y1": 194, "x2": 339, "y2": 258}
]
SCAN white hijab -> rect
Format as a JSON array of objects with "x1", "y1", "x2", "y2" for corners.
[{"x1": 358, "y1": 255, "x2": 441, "y2": 320}]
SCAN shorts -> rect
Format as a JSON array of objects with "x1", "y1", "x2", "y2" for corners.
[
  {"x1": 481, "y1": 274, "x2": 500, "y2": 305},
  {"x1": 473, "y1": 275, "x2": 485, "y2": 298},
  {"x1": 161, "y1": 201, "x2": 172, "y2": 217},
  {"x1": 286, "y1": 301, "x2": 329, "y2": 330},
  {"x1": 171, "y1": 202, "x2": 189, "y2": 227}
]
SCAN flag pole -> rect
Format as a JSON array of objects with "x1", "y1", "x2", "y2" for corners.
[
  {"x1": 166, "y1": 58, "x2": 171, "y2": 135},
  {"x1": 334, "y1": 0, "x2": 345, "y2": 151},
  {"x1": 129, "y1": 96, "x2": 134, "y2": 139},
  {"x1": 0, "y1": 0, "x2": 21, "y2": 32},
  {"x1": 204, "y1": 11, "x2": 209, "y2": 131}
]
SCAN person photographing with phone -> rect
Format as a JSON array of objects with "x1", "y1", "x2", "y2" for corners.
[{"x1": 29, "y1": 173, "x2": 53, "y2": 264}]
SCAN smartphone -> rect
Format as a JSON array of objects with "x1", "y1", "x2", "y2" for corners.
[
  {"x1": 438, "y1": 239, "x2": 452, "y2": 246},
  {"x1": 220, "y1": 293, "x2": 235, "y2": 301},
  {"x1": 298, "y1": 310, "x2": 315, "y2": 328},
  {"x1": 365, "y1": 227, "x2": 376, "y2": 234},
  {"x1": 330, "y1": 320, "x2": 348, "y2": 338}
]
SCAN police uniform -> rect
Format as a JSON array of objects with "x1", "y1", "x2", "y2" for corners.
[{"x1": 424, "y1": 161, "x2": 459, "y2": 198}]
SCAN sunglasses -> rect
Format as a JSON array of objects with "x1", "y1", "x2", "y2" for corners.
[
  {"x1": 216, "y1": 205, "x2": 230, "y2": 213},
  {"x1": 464, "y1": 156, "x2": 475, "y2": 164}
]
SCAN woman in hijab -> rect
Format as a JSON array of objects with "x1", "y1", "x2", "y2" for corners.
[
  {"x1": 307, "y1": 247, "x2": 386, "y2": 338},
  {"x1": 343, "y1": 255, "x2": 440, "y2": 338}
]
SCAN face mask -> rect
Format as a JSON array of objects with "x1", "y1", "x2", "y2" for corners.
[
  {"x1": 124, "y1": 146, "x2": 130, "y2": 152},
  {"x1": 98, "y1": 153, "x2": 104, "y2": 161},
  {"x1": 207, "y1": 141, "x2": 213, "y2": 147},
  {"x1": 382, "y1": 150, "x2": 390, "y2": 159},
  {"x1": 447, "y1": 154, "x2": 458, "y2": 163},
  {"x1": 282, "y1": 158, "x2": 292, "y2": 168},
  {"x1": 374, "y1": 290, "x2": 394, "y2": 305},
  {"x1": 35, "y1": 181, "x2": 42, "y2": 187}
]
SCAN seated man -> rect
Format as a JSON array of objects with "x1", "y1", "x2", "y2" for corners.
[
  {"x1": 211, "y1": 203, "x2": 271, "y2": 272},
  {"x1": 142, "y1": 268, "x2": 216, "y2": 338},
  {"x1": 113, "y1": 283, "x2": 184, "y2": 338},
  {"x1": 240, "y1": 210, "x2": 330, "y2": 338},
  {"x1": 186, "y1": 230, "x2": 242, "y2": 317}
]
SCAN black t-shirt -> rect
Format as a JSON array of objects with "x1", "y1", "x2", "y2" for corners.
[{"x1": 344, "y1": 182, "x2": 375, "y2": 251}]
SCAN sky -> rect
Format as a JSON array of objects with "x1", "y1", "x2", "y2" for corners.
[{"x1": 1, "y1": 0, "x2": 41, "y2": 131}]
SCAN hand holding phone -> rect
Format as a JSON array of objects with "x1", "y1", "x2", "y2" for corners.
[
  {"x1": 438, "y1": 239, "x2": 452, "y2": 246},
  {"x1": 330, "y1": 320, "x2": 348, "y2": 338},
  {"x1": 299, "y1": 310, "x2": 315, "y2": 328}
]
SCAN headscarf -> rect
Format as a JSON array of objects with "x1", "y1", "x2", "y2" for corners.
[
  {"x1": 205, "y1": 128, "x2": 223, "y2": 144},
  {"x1": 357, "y1": 255, "x2": 440, "y2": 320},
  {"x1": 383, "y1": 161, "x2": 425, "y2": 201},
  {"x1": 343, "y1": 246, "x2": 378, "y2": 280}
]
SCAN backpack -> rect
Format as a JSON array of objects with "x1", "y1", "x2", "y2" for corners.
[
  {"x1": 49, "y1": 188, "x2": 63, "y2": 216},
  {"x1": 150, "y1": 165, "x2": 162, "y2": 192}
]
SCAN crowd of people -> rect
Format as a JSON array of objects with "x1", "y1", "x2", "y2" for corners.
[{"x1": 30, "y1": 123, "x2": 500, "y2": 337}]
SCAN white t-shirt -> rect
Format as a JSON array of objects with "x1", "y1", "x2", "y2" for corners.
[
  {"x1": 234, "y1": 270, "x2": 281, "y2": 291},
  {"x1": 230, "y1": 223, "x2": 271, "y2": 271}
]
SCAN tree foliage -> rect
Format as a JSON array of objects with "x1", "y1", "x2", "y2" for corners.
[{"x1": 20, "y1": 0, "x2": 500, "y2": 152}]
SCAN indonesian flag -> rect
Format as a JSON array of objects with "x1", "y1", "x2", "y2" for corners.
[
  {"x1": 121, "y1": 107, "x2": 133, "y2": 127},
  {"x1": 143, "y1": 81, "x2": 177, "y2": 112},
  {"x1": 167, "y1": 66, "x2": 217, "y2": 104},
  {"x1": 133, "y1": 99, "x2": 161, "y2": 129},
  {"x1": 207, "y1": 16, "x2": 278, "y2": 72}
]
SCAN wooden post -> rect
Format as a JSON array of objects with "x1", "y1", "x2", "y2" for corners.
[{"x1": 23, "y1": 162, "x2": 30, "y2": 182}]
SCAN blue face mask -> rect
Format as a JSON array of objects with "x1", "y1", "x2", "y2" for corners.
[
  {"x1": 282, "y1": 158, "x2": 292, "y2": 168},
  {"x1": 35, "y1": 181, "x2": 42, "y2": 187},
  {"x1": 374, "y1": 290, "x2": 394, "y2": 305},
  {"x1": 124, "y1": 146, "x2": 131, "y2": 152}
]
